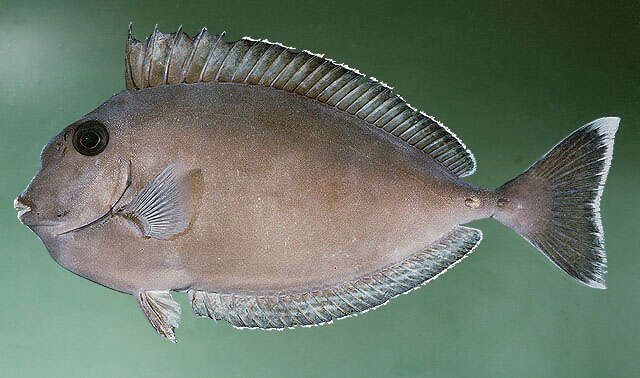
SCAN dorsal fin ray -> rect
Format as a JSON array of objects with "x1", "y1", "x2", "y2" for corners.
[{"x1": 126, "y1": 26, "x2": 477, "y2": 177}]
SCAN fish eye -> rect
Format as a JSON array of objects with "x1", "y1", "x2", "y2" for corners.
[{"x1": 72, "y1": 121, "x2": 109, "y2": 156}]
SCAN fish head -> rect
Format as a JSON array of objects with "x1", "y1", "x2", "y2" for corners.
[{"x1": 16, "y1": 104, "x2": 131, "y2": 238}]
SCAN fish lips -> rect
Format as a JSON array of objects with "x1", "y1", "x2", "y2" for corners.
[{"x1": 13, "y1": 198, "x2": 56, "y2": 229}]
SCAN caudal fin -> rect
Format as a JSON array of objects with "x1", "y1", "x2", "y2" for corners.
[{"x1": 493, "y1": 117, "x2": 619, "y2": 289}]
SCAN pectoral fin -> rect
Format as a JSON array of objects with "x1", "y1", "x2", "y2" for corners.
[
  {"x1": 122, "y1": 164, "x2": 192, "y2": 239},
  {"x1": 136, "y1": 290, "x2": 181, "y2": 343}
]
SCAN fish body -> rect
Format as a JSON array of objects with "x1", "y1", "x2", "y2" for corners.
[{"x1": 16, "y1": 26, "x2": 619, "y2": 342}]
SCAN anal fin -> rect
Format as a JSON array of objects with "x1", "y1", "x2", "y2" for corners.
[{"x1": 188, "y1": 226, "x2": 483, "y2": 329}]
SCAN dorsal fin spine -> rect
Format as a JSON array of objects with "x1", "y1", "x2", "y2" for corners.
[
  {"x1": 389, "y1": 113, "x2": 419, "y2": 135},
  {"x1": 355, "y1": 87, "x2": 391, "y2": 119},
  {"x1": 326, "y1": 74, "x2": 362, "y2": 106},
  {"x1": 145, "y1": 25, "x2": 159, "y2": 87},
  {"x1": 293, "y1": 59, "x2": 330, "y2": 94},
  {"x1": 257, "y1": 48, "x2": 289, "y2": 86},
  {"x1": 305, "y1": 65, "x2": 342, "y2": 98},
  {"x1": 179, "y1": 27, "x2": 205, "y2": 83},
  {"x1": 335, "y1": 80, "x2": 365, "y2": 110},
  {"x1": 163, "y1": 25, "x2": 181, "y2": 85},
  {"x1": 221, "y1": 36, "x2": 252, "y2": 83},
  {"x1": 422, "y1": 135, "x2": 450, "y2": 152},
  {"x1": 280, "y1": 52, "x2": 312, "y2": 89},
  {"x1": 405, "y1": 119, "x2": 436, "y2": 140},
  {"x1": 369, "y1": 98, "x2": 402, "y2": 125},
  {"x1": 233, "y1": 39, "x2": 265, "y2": 83},
  {"x1": 140, "y1": 32, "x2": 151, "y2": 88},
  {"x1": 382, "y1": 108, "x2": 412, "y2": 131},
  {"x1": 273, "y1": 51, "x2": 306, "y2": 89},
  {"x1": 372, "y1": 96, "x2": 403, "y2": 122},
  {"x1": 245, "y1": 43, "x2": 280, "y2": 84},
  {"x1": 309, "y1": 66, "x2": 341, "y2": 99},
  {"x1": 283, "y1": 54, "x2": 321, "y2": 91},
  {"x1": 201, "y1": 31, "x2": 224, "y2": 82},
  {"x1": 236, "y1": 43, "x2": 261, "y2": 83},
  {"x1": 341, "y1": 81, "x2": 375, "y2": 112}
]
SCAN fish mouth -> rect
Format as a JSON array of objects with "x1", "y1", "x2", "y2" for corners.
[
  {"x1": 14, "y1": 199, "x2": 61, "y2": 228},
  {"x1": 58, "y1": 161, "x2": 132, "y2": 236},
  {"x1": 14, "y1": 198, "x2": 34, "y2": 223}
]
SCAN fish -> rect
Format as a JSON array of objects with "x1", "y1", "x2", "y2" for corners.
[{"x1": 14, "y1": 24, "x2": 620, "y2": 343}]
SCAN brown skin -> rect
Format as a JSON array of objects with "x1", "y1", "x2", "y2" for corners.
[{"x1": 18, "y1": 82, "x2": 499, "y2": 296}]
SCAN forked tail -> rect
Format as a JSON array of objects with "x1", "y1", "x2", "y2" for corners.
[{"x1": 493, "y1": 117, "x2": 619, "y2": 289}]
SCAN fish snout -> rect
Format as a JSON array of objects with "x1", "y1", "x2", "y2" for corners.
[
  {"x1": 14, "y1": 195, "x2": 62, "y2": 229},
  {"x1": 13, "y1": 196, "x2": 35, "y2": 224}
]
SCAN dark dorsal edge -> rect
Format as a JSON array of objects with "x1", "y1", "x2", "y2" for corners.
[
  {"x1": 188, "y1": 226, "x2": 482, "y2": 329},
  {"x1": 125, "y1": 25, "x2": 477, "y2": 177}
]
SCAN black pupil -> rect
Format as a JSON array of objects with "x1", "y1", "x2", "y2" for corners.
[
  {"x1": 73, "y1": 121, "x2": 108, "y2": 156},
  {"x1": 79, "y1": 131, "x2": 100, "y2": 149}
]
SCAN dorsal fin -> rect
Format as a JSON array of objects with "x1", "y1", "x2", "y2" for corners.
[{"x1": 125, "y1": 25, "x2": 477, "y2": 177}]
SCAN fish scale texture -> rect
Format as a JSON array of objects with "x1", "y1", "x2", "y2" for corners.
[
  {"x1": 187, "y1": 226, "x2": 482, "y2": 329},
  {"x1": 125, "y1": 26, "x2": 477, "y2": 177}
]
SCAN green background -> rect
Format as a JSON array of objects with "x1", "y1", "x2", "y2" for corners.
[{"x1": 1, "y1": 1, "x2": 638, "y2": 377}]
